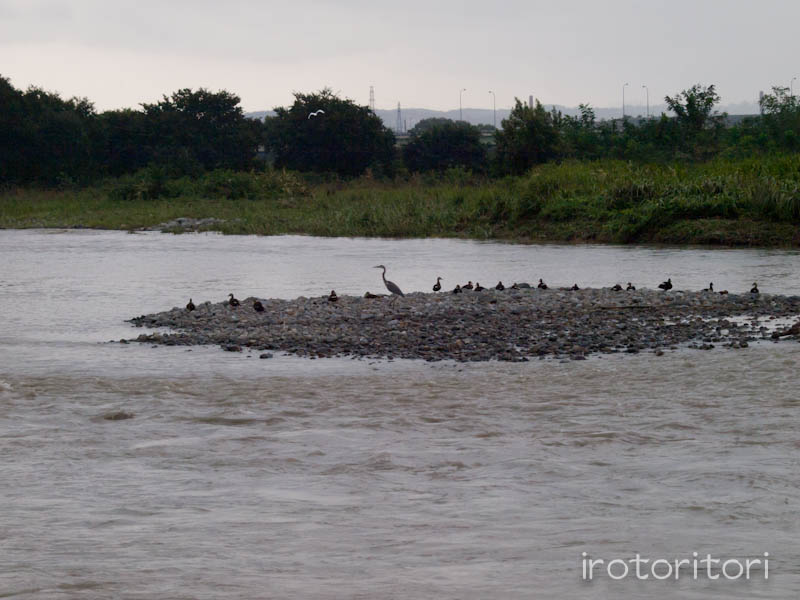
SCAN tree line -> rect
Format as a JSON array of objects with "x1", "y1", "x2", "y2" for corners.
[{"x1": 2, "y1": 74, "x2": 799, "y2": 187}]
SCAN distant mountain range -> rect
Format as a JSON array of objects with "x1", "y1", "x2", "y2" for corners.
[{"x1": 246, "y1": 101, "x2": 760, "y2": 131}]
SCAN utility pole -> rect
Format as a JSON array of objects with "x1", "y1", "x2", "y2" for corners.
[
  {"x1": 488, "y1": 90, "x2": 496, "y2": 129},
  {"x1": 642, "y1": 85, "x2": 649, "y2": 118},
  {"x1": 459, "y1": 88, "x2": 467, "y2": 122},
  {"x1": 622, "y1": 82, "x2": 629, "y2": 119}
]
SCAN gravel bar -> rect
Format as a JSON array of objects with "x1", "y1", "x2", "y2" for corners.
[{"x1": 128, "y1": 288, "x2": 800, "y2": 361}]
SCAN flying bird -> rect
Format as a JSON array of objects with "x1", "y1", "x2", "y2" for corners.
[{"x1": 308, "y1": 110, "x2": 325, "y2": 119}]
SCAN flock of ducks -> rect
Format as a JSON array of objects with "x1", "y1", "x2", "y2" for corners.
[{"x1": 184, "y1": 266, "x2": 762, "y2": 313}]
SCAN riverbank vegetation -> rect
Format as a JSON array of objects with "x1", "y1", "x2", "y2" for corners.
[
  {"x1": 2, "y1": 74, "x2": 799, "y2": 245},
  {"x1": 3, "y1": 156, "x2": 799, "y2": 246}
]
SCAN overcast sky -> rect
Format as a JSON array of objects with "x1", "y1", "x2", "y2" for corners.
[{"x1": 2, "y1": 0, "x2": 799, "y2": 113}]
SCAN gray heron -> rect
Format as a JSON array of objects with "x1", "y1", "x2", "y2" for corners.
[{"x1": 374, "y1": 265, "x2": 404, "y2": 296}]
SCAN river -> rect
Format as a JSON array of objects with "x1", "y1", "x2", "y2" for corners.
[{"x1": 1, "y1": 230, "x2": 799, "y2": 599}]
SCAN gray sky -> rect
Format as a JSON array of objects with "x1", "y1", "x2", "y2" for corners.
[{"x1": 2, "y1": 0, "x2": 798, "y2": 113}]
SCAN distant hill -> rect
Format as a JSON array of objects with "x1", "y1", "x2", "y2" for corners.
[{"x1": 246, "y1": 101, "x2": 760, "y2": 131}]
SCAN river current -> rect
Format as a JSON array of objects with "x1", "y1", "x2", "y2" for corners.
[{"x1": 1, "y1": 230, "x2": 799, "y2": 599}]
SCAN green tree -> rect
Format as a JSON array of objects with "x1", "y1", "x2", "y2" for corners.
[
  {"x1": 141, "y1": 88, "x2": 261, "y2": 173},
  {"x1": 0, "y1": 75, "x2": 96, "y2": 185},
  {"x1": 561, "y1": 104, "x2": 603, "y2": 159},
  {"x1": 266, "y1": 89, "x2": 395, "y2": 177},
  {"x1": 402, "y1": 120, "x2": 486, "y2": 172},
  {"x1": 409, "y1": 117, "x2": 454, "y2": 135},
  {"x1": 758, "y1": 86, "x2": 800, "y2": 151},
  {"x1": 664, "y1": 84, "x2": 726, "y2": 156},
  {"x1": 494, "y1": 98, "x2": 562, "y2": 174}
]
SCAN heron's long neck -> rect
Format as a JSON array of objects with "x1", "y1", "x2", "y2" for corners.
[{"x1": 381, "y1": 268, "x2": 387, "y2": 283}]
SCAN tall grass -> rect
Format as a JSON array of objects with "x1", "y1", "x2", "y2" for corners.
[{"x1": 2, "y1": 156, "x2": 799, "y2": 245}]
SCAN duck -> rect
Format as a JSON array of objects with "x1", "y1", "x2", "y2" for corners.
[
  {"x1": 328, "y1": 290, "x2": 339, "y2": 302},
  {"x1": 626, "y1": 282, "x2": 636, "y2": 291},
  {"x1": 495, "y1": 281, "x2": 505, "y2": 291},
  {"x1": 750, "y1": 282, "x2": 759, "y2": 294},
  {"x1": 463, "y1": 281, "x2": 474, "y2": 290},
  {"x1": 253, "y1": 300, "x2": 265, "y2": 312},
  {"x1": 228, "y1": 293, "x2": 240, "y2": 307},
  {"x1": 511, "y1": 283, "x2": 520, "y2": 290},
  {"x1": 704, "y1": 282, "x2": 714, "y2": 292},
  {"x1": 658, "y1": 278, "x2": 672, "y2": 291},
  {"x1": 474, "y1": 282, "x2": 485, "y2": 291},
  {"x1": 719, "y1": 289, "x2": 729, "y2": 295},
  {"x1": 611, "y1": 283, "x2": 623, "y2": 291},
  {"x1": 452, "y1": 284, "x2": 463, "y2": 294},
  {"x1": 570, "y1": 283, "x2": 580, "y2": 291},
  {"x1": 537, "y1": 279, "x2": 548, "y2": 290},
  {"x1": 433, "y1": 277, "x2": 442, "y2": 292},
  {"x1": 186, "y1": 298, "x2": 196, "y2": 311},
  {"x1": 364, "y1": 291, "x2": 380, "y2": 299}
]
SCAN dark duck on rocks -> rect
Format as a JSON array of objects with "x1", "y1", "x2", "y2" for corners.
[
  {"x1": 658, "y1": 278, "x2": 672, "y2": 291},
  {"x1": 228, "y1": 293, "x2": 240, "y2": 307}
]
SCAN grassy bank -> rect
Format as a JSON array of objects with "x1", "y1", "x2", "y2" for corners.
[{"x1": 1, "y1": 157, "x2": 799, "y2": 246}]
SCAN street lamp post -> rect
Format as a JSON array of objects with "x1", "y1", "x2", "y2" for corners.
[
  {"x1": 622, "y1": 82, "x2": 629, "y2": 119},
  {"x1": 459, "y1": 88, "x2": 467, "y2": 122},
  {"x1": 642, "y1": 85, "x2": 649, "y2": 118},
  {"x1": 488, "y1": 90, "x2": 496, "y2": 129}
]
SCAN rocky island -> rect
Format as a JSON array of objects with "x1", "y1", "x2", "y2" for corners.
[{"x1": 129, "y1": 287, "x2": 800, "y2": 361}]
